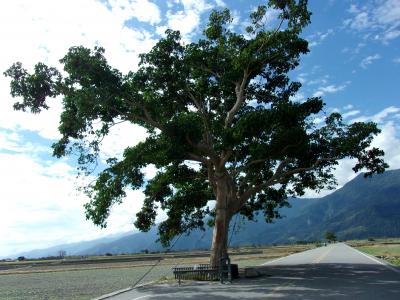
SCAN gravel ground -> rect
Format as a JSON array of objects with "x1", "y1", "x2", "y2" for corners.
[
  {"x1": 0, "y1": 245, "x2": 317, "y2": 300},
  {"x1": 0, "y1": 258, "x2": 275, "y2": 299},
  {"x1": 0, "y1": 264, "x2": 173, "y2": 300}
]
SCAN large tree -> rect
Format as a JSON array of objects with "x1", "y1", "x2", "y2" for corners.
[{"x1": 5, "y1": 0, "x2": 387, "y2": 266}]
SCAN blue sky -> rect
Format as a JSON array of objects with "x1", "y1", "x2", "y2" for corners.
[{"x1": 0, "y1": 0, "x2": 399, "y2": 258}]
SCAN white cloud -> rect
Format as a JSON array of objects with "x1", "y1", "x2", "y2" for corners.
[
  {"x1": 159, "y1": 0, "x2": 216, "y2": 40},
  {"x1": 0, "y1": 148, "x2": 148, "y2": 257},
  {"x1": 228, "y1": 9, "x2": 241, "y2": 29},
  {"x1": 0, "y1": 130, "x2": 51, "y2": 158},
  {"x1": 165, "y1": 9, "x2": 202, "y2": 38},
  {"x1": 379, "y1": 30, "x2": 400, "y2": 42},
  {"x1": 142, "y1": 164, "x2": 158, "y2": 180},
  {"x1": 360, "y1": 54, "x2": 381, "y2": 68},
  {"x1": 344, "y1": 11, "x2": 371, "y2": 31},
  {"x1": 342, "y1": 110, "x2": 360, "y2": 119},
  {"x1": 304, "y1": 158, "x2": 358, "y2": 198},
  {"x1": 305, "y1": 106, "x2": 400, "y2": 198},
  {"x1": 214, "y1": 0, "x2": 226, "y2": 7},
  {"x1": 107, "y1": 0, "x2": 162, "y2": 25},
  {"x1": 290, "y1": 92, "x2": 305, "y2": 102},
  {"x1": 307, "y1": 29, "x2": 334, "y2": 47},
  {"x1": 313, "y1": 83, "x2": 348, "y2": 97},
  {"x1": 181, "y1": 0, "x2": 214, "y2": 12},
  {"x1": 307, "y1": 77, "x2": 329, "y2": 86},
  {"x1": 350, "y1": 106, "x2": 400, "y2": 123},
  {"x1": 0, "y1": 0, "x2": 159, "y2": 140},
  {"x1": 0, "y1": 131, "x2": 22, "y2": 152},
  {"x1": 370, "y1": 106, "x2": 400, "y2": 123},
  {"x1": 0, "y1": 0, "x2": 164, "y2": 257},
  {"x1": 344, "y1": 0, "x2": 400, "y2": 44},
  {"x1": 371, "y1": 121, "x2": 400, "y2": 168},
  {"x1": 375, "y1": 0, "x2": 400, "y2": 26},
  {"x1": 297, "y1": 73, "x2": 308, "y2": 84},
  {"x1": 100, "y1": 122, "x2": 148, "y2": 161},
  {"x1": 343, "y1": 42, "x2": 366, "y2": 55}
]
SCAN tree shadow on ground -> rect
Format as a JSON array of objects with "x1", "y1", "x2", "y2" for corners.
[{"x1": 133, "y1": 263, "x2": 400, "y2": 299}]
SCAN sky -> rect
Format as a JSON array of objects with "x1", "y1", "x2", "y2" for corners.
[{"x1": 0, "y1": 0, "x2": 399, "y2": 258}]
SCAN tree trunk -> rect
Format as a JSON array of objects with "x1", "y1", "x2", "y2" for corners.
[
  {"x1": 210, "y1": 206, "x2": 230, "y2": 266},
  {"x1": 209, "y1": 175, "x2": 234, "y2": 266}
]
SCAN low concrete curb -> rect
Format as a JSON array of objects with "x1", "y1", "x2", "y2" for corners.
[{"x1": 93, "y1": 280, "x2": 158, "y2": 300}]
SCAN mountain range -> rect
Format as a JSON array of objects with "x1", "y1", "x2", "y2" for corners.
[{"x1": 11, "y1": 169, "x2": 400, "y2": 258}]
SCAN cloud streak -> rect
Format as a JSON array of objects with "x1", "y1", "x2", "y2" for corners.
[
  {"x1": 157, "y1": 0, "x2": 221, "y2": 40},
  {"x1": 305, "y1": 106, "x2": 400, "y2": 198},
  {"x1": 360, "y1": 54, "x2": 381, "y2": 68},
  {"x1": 313, "y1": 83, "x2": 348, "y2": 97},
  {"x1": 343, "y1": 0, "x2": 400, "y2": 44}
]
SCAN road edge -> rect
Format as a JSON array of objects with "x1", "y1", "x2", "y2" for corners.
[{"x1": 344, "y1": 243, "x2": 400, "y2": 274}]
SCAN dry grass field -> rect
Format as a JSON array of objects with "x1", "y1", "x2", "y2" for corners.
[
  {"x1": 347, "y1": 238, "x2": 400, "y2": 266},
  {"x1": 0, "y1": 244, "x2": 313, "y2": 299},
  {"x1": 2, "y1": 240, "x2": 398, "y2": 299}
]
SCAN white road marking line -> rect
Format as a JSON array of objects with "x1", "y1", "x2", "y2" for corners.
[
  {"x1": 344, "y1": 243, "x2": 400, "y2": 274},
  {"x1": 131, "y1": 295, "x2": 150, "y2": 300},
  {"x1": 312, "y1": 246, "x2": 333, "y2": 264}
]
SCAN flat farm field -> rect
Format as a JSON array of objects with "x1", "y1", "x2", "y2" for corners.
[
  {"x1": 347, "y1": 238, "x2": 400, "y2": 266},
  {"x1": 0, "y1": 244, "x2": 313, "y2": 299}
]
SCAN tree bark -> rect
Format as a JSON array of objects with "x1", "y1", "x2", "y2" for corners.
[
  {"x1": 210, "y1": 206, "x2": 230, "y2": 266},
  {"x1": 209, "y1": 175, "x2": 235, "y2": 266}
]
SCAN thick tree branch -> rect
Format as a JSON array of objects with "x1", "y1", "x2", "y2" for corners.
[
  {"x1": 199, "y1": 65, "x2": 222, "y2": 80},
  {"x1": 233, "y1": 138, "x2": 304, "y2": 177},
  {"x1": 184, "y1": 133, "x2": 220, "y2": 165},
  {"x1": 219, "y1": 149, "x2": 232, "y2": 169},
  {"x1": 186, "y1": 88, "x2": 214, "y2": 138},
  {"x1": 256, "y1": 16, "x2": 285, "y2": 54},
  {"x1": 224, "y1": 69, "x2": 249, "y2": 128},
  {"x1": 107, "y1": 101, "x2": 164, "y2": 132},
  {"x1": 186, "y1": 89, "x2": 203, "y2": 111},
  {"x1": 114, "y1": 94, "x2": 164, "y2": 131},
  {"x1": 237, "y1": 157, "x2": 294, "y2": 206},
  {"x1": 207, "y1": 163, "x2": 217, "y2": 195},
  {"x1": 140, "y1": 105, "x2": 164, "y2": 131},
  {"x1": 187, "y1": 153, "x2": 210, "y2": 165},
  {"x1": 238, "y1": 156, "x2": 336, "y2": 208},
  {"x1": 233, "y1": 158, "x2": 268, "y2": 177},
  {"x1": 185, "y1": 134, "x2": 208, "y2": 153}
]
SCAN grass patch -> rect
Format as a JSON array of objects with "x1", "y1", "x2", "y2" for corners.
[{"x1": 355, "y1": 243, "x2": 400, "y2": 266}]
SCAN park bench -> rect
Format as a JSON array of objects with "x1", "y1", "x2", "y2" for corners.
[{"x1": 172, "y1": 256, "x2": 238, "y2": 284}]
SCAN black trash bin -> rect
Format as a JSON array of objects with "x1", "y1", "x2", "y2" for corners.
[{"x1": 230, "y1": 263, "x2": 239, "y2": 279}]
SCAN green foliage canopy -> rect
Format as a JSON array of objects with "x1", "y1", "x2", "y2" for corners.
[
  {"x1": 325, "y1": 231, "x2": 337, "y2": 242},
  {"x1": 4, "y1": 0, "x2": 387, "y2": 247}
]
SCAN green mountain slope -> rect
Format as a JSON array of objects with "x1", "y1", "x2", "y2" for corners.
[
  {"x1": 10, "y1": 169, "x2": 400, "y2": 258},
  {"x1": 260, "y1": 169, "x2": 400, "y2": 243},
  {"x1": 80, "y1": 170, "x2": 400, "y2": 255}
]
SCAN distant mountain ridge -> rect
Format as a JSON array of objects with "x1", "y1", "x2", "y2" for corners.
[
  {"x1": 9, "y1": 169, "x2": 400, "y2": 258},
  {"x1": 9, "y1": 232, "x2": 127, "y2": 259}
]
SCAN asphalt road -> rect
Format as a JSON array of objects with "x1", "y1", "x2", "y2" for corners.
[{"x1": 98, "y1": 243, "x2": 400, "y2": 300}]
